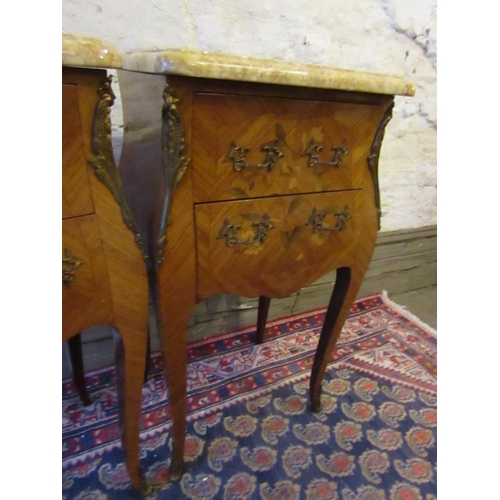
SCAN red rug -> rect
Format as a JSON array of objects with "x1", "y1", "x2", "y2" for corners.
[{"x1": 62, "y1": 292, "x2": 437, "y2": 499}]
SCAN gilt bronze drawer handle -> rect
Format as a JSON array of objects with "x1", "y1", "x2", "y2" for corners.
[
  {"x1": 307, "y1": 206, "x2": 352, "y2": 232},
  {"x1": 302, "y1": 139, "x2": 348, "y2": 168},
  {"x1": 217, "y1": 215, "x2": 274, "y2": 247},
  {"x1": 62, "y1": 248, "x2": 83, "y2": 286},
  {"x1": 224, "y1": 140, "x2": 284, "y2": 172}
]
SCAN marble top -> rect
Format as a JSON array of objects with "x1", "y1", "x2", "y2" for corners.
[
  {"x1": 62, "y1": 34, "x2": 123, "y2": 69},
  {"x1": 123, "y1": 49, "x2": 414, "y2": 97}
]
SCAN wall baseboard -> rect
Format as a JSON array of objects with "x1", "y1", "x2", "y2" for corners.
[{"x1": 62, "y1": 225, "x2": 437, "y2": 378}]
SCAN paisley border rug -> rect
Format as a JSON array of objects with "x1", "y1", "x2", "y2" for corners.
[{"x1": 62, "y1": 292, "x2": 437, "y2": 499}]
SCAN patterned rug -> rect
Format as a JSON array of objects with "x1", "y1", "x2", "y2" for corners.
[{"x1": 62, "y1": 292, "x2": 437, "y2": 499}]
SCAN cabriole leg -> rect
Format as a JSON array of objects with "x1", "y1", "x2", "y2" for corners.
[
  {"x1": 256, "y1": 296, "x2": 271, "y2": 344},
  {"x1": 68, "y1": 333, "x2": 92, "y2": 406},
  {"x1": 113, "y1": 326, "x2": 148, "y2": 495},
  {"x1": 309, "y1": 263, "x2": 367, "y2": 412}
]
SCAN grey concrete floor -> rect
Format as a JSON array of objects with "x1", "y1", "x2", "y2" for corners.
[{"x1": 390, "y1": 285, "x2": 437, "y2": 330}]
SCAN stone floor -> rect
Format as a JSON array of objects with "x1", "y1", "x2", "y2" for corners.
[{"x1": 390, "y1": 285, "x2": 437, "y2": 330}]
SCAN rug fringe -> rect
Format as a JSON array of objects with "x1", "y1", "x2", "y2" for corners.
[{"x1": 381, "y1": 290, "x2": 437, "y2": 337}]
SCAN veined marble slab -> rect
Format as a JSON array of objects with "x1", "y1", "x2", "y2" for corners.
[
  {"x1": 62, "y1": 33, "x2": 123, "y2": 69},
  {"x1": 123, "y1": 49, "x2": 414, "y2": 96}
]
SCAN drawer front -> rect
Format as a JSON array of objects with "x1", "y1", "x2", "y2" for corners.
[
  {"x1": 62, "y1": 84, "x2": 95, "y2": 219},
  {"x1": 195, "y1": 190, "x2": 360, "y2": 299},
  {"x1": 192, "y1": 93, "x2": 380, "y2": 203},
  {"x1": 62, "y1": 215, "x2": 113, "y2": 340}
]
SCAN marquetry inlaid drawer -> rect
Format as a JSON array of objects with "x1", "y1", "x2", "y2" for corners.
[
  {"x1": 62, "y1": 215, "x2": 113, "y2": 340},
  {"x1": 195, "y1": 189, "x2": 360, "y2": 299},
  {"x1": 62, "y1": 83, "x2": 95, "y2": 219},
  {"x1": 192, "y1": 93, "x2": 382, "y2": 203}
]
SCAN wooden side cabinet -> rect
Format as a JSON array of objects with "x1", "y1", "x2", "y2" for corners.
[
  {"x1": 62, "y1": 67, "x2": 149, "y2": 493},
  {"x1": 118, "y1": 51, "x2": 414, "y2": 481}
]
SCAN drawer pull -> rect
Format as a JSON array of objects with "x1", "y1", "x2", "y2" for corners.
[
  {"x1": 302, "y1": 139, "x2": 348, "y2": 168},
  {"x1": 224, "y1": 140, "x2": 284, "y2": 172},
  {"x1": 217, "y1": 215, "x2": 274, "y2": 247},
  {"x1": 307, "y1": 206, "x2": 352, "y2": 232},
  {"x1": 62, "y1": 248, "x2": 83, "y2": 286}
]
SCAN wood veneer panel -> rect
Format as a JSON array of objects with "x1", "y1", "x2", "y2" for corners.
[
  {"x1": 196, "y1": 190, "x2": 360, "y2": 299},
  {"x1": 62, "y1": 84, "x2": 95, "y2": 218},
  {"x1": 192, "y1": 93, "x2": 381, "y2": 202},
  {"x1": 185, "y1": 76, "x2": 388, "y2": 104},
  {"x1": 62, "y1": 215, "x2": 113, "y2": 340}
]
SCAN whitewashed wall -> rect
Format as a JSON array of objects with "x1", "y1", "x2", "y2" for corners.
[{"x1": 63, "y1": 0, "x2": 436, "y2": 232}]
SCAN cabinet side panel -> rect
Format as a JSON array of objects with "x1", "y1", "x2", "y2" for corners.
[{"x1": 62, "y1": 84, "x2": 95, "y2": 218}]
